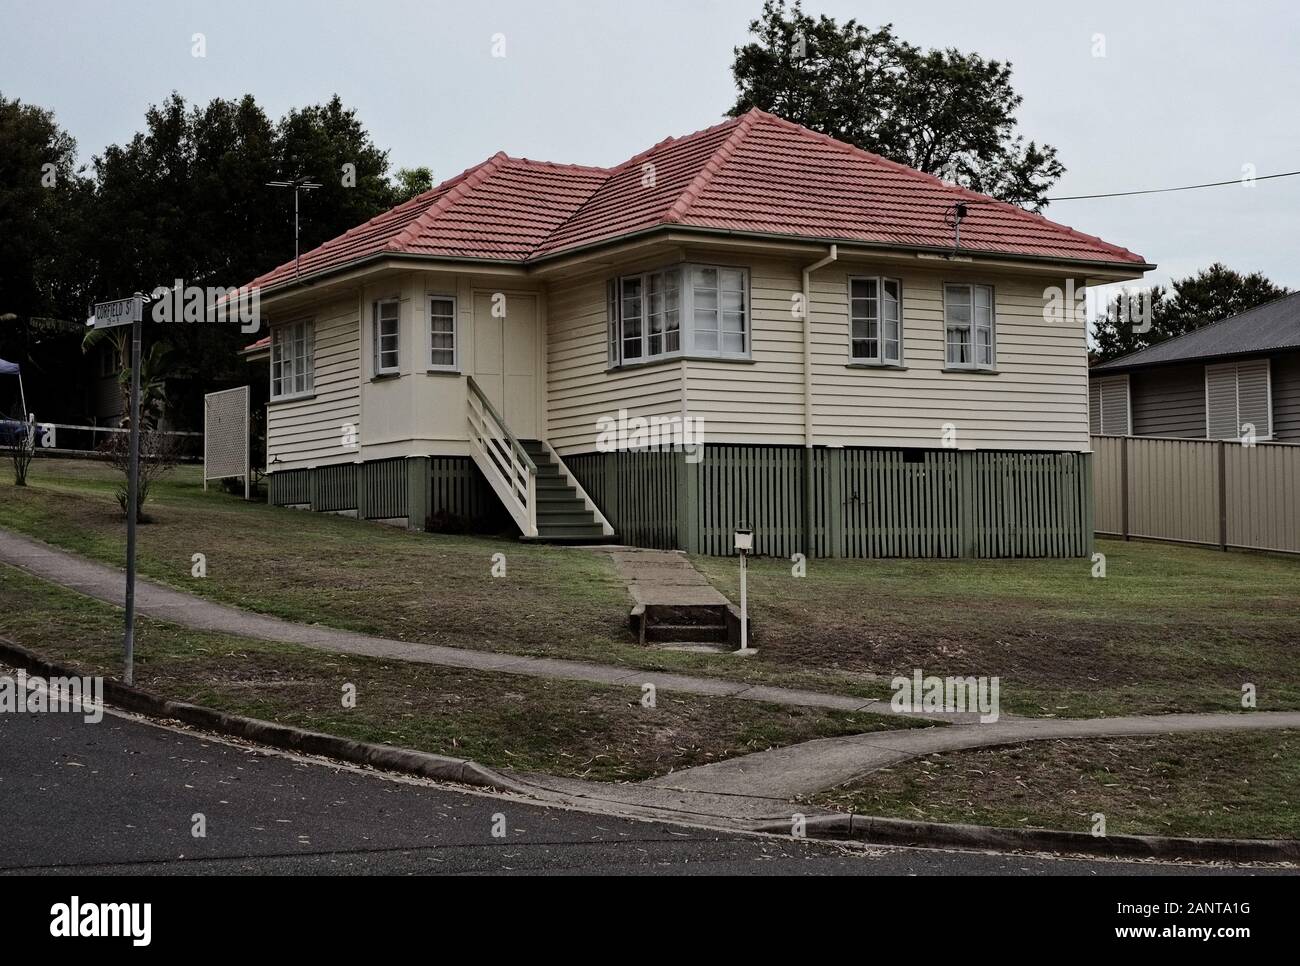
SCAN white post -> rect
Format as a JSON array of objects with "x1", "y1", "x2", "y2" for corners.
[{"x1": 738, "y1": 551, "x2": 749, "y2": 652}]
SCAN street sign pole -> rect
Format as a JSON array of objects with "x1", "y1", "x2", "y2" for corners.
[
  {"x1": 123, "y1": 309, "x2": 142, "y2": 685},
  {"x1": 93, "y1": 293, "x2": 145, "y2": 686}
]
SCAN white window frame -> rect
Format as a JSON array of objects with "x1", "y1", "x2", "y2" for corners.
[
  {"x1": 373, "y1": 298, "x2": 401, "y2": 376},
  {"x1": 427, "y1": 294, "x2": 458, "y2": 372},
  {"x1": 848, "y1": 275, "x2": 904, "y2": 365},
  {"x1": 943, "y1": 282, "x2": 996, "y2": 371},
  {"x1": 270, "y1": 320, "x2": 314, "y2": 400},
  {"x1": 607, "y1": 263, "x2": 749, "y2": 367}
]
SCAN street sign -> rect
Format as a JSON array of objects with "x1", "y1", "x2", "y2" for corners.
[{"x1": 92, "y1": 295, "x2": 143, "y2": 329}]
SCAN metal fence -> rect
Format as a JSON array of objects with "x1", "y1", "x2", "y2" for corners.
[
  {"x1": 1091, "y1": 434, "x2": 1300, "y2": 554},
  {"x1": 28, "y1": 421, "x2": 203, "y2": 461}
]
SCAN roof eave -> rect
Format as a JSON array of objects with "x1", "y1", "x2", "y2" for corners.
[{"x1": 249, "y1": 225, "x2": 1152, "y2": 296}]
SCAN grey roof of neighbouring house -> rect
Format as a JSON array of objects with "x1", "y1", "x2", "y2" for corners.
[{"x1": 1093, "y1": 291, "x2": 1300, "y2": 372}]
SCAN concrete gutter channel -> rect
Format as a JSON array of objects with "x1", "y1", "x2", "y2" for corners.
[{"x1": 4, "y1": 637, "x2": 1296, "y2": 866}]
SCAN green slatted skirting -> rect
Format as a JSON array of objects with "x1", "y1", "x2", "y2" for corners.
[
  {"x1": 315, "y1": 463, "x2": 358, "y2": 512},
  {"x1": 268, "y1": 469, "x2": 310, "y2": 506},
  {"x1": 567, "y1": 445, "x2": 1090, "y2": 559},
  {"x1": 567, "y1": 449, "x2": 679, "y2": 549},
  {"x1": 359, "y1": 458, "x2": 407, "y2": 519}
]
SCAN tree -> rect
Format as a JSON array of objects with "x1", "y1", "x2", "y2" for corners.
[
  {"x1": 729, "y1": 0, "x2": 1064, "y2": 209},
  {"x1": 0, "y1": 95, "x2": 95, "y2": 422},
  {"x1": 392, "y1": 166, "x2": 434, "y2": 203},
  {"x1": 1091, "y1": 263, "x2": 1291, "y2": 362},
  {"x1": 78, "y1": 93, "x2": 402, "y2": 427}
]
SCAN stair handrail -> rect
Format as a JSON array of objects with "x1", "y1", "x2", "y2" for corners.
[{"x1": 465, "y1": 375, "x2": 537, "y2": 536}]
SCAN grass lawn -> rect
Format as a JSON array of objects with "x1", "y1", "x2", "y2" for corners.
[
  {"x1": 695, "y1": 541, "x2": 1300, "y2": 716},
  {"x1": 0, "y1": 563, "x2": 916, "y2": 782},
  {"x1": 0, "y1": 458, "x2": 874, "y2": 696},
  {"x1": 808, "y1": 732, "x2": 1300, "y2": 840},
  {"x1": 6, "y1": 457, "x2": 1300, "y2": 716}
]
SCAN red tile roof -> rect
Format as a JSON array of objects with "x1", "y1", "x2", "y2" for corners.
[{"x1": 247, "y1": 109, "x2": 1148, "y2": 291}]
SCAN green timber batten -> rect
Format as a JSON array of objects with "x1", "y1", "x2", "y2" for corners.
[
  {"x1": 567, "y1": 444, "x2": 1092, "y2": 559},
  {"x1": 265, "y1": 456, "x2": 499, "y2": 529}
]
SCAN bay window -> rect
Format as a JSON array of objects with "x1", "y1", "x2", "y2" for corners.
[
  {"x1": 429, "y1": 295, "x2": 457, "y2": 370},
  {"x1": 608, "y1": 264, "x2": 747, "y2": 366},
  {"x1": 373, "y1": 299, "x2": 400, "y2": 375}
]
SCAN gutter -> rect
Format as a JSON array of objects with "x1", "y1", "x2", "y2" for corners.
[{"x1": 800, "y1": 244, "x2": 838, "y2": 554}]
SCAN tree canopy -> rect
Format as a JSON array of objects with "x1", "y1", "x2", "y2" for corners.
[
  {"x1": 1092, "y1": 263, "x2": 1291, "y2": 362},
  {"x1": 729, "y1": 0, "x2": 1064, "y2": 209}
]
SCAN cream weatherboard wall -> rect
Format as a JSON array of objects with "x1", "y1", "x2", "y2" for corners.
[
  {"x1": 265, "y1": 294, "x2": 361, "y2": 471},
  {"x1": 265, "y1": 269, "x2": 545, "y2": 470},
  {"x1": 544, "y1": 250, "x2": 1087, "y2": 455},
  {"x1": 686, "y1": 257, "x2": 1085, "y2": 450},
  {"x1": 545, "y1": 269, "x2": 685, "y2": 455}
]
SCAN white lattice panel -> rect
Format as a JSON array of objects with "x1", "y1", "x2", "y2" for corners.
[{"x1": 204, "y1": 386, "x2": 249, "y2": 481}]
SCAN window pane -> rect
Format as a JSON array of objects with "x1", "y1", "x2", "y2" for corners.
[
  {"x1": 664, "y1": 271, "x2": 681, "y2": 353},
  {"x1": 851, "y1": 278, "x2": 878, "y2": 301}
]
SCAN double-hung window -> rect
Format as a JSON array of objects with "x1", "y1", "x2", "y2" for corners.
[
  {"x1": 607, "y1": 264, "x2": 746, "y2": 366},
  {"x1": 373, "y1": 299, "x2": 400, "y2": 375},
  {"x1": 271, "y1": 320, "x2": 314, "y2": 398},
  {"x1": 849, "y1": 277, "x2": 902, "y2": 364},
  {"x1": 944, "y1": 283, "x2": 995, "y2": 369},
  {"x1": 428, "y1": 295, "x2": 457, "y2": 370}
]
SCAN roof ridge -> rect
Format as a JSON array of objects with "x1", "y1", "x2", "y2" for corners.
[
  {"x1": 662, "y1": 110, "x2": 760, "y2": 225},
  {"x1": 497, "y1": 154, "x2": 611, "y2": 175},
  {"x1": 749, "y1": 109, "x2": 1146, "y2": 265},
  {"x1": 607, "y1": 113, "x2": 745, "y2": 175},
  {"x1": 1096, "y1": 290, "x2": 1300, "y2": 369},
  {"x1": 387, "y1": 152, "x2": 510, "y2": 252}
]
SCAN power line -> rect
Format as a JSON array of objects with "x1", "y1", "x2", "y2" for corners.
[{"x1": 1045, "y1": 169, "x2": 1300, "y2": 202}]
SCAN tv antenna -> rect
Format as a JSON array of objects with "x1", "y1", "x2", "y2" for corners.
[{"x1": 266, "y1": 177, "x2": 323, "y2": 280}]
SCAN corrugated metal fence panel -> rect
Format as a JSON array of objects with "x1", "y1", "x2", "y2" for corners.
[
  {"x1": 1092, "y1": 434, "x2": 1300, "y2": 553},
  {"x1": 969, "y1": 451, "x2": 1087, "y2": 558},
  {"x1": 1127, "y1": 437, "x2": 1219, "y2": 545},
  {"x1": 360, "y1": 458, "x2": 407, "y2": 519},
  {"x1": 1225, "y1": 443, "x2": 1300, "y2": 553},
  {"x1": 315, "y1": 463, "x2": 357, "y2": 512},
  {"x1": 1091, "y1": 435, "x2": 1126, "y2": 535},
  {"x1": 269, "y1": 469, "x2": 310, "y2": 506},
  {"x1": 698, "y1": 444, "x2": 805, "y2": 558}
]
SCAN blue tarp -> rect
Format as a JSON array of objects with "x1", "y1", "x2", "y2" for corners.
[{"x1": 0, "y1": 359, "x2": 18, "y2": 375}]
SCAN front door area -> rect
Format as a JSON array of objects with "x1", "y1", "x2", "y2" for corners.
[{"x1": 472, "y1": 291, "x2": 539, "y2": 439}]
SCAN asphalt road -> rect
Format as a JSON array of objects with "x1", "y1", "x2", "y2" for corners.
[{"x1": 0, "y1": 705, "x2": 1285, "y2": 876}]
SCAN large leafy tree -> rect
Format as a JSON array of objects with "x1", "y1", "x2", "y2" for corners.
[
  {"x1": 729, "y1": 0, "x2": 1064, "y2": 209},
  {"x1": 0, "y1": 94, "x2": 93, "y2": 419},
  {"x1": 77, "y1": 93, "x2": 409, "y2": 425},
  {"x1": 1092, "y1": 263, "x2": 1291, "y2": 362}
]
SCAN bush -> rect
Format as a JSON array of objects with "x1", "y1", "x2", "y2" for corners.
[{"x1": 100, "y1": 428, "x2": 178, "y2": 522}]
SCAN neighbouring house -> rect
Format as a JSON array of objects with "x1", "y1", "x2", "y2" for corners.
[
  {"x1": 1090, "y1": 292, "x2": 1300, "y2": 442},
  {"x1": 240, "y1": 109, "x2": 1151, "y2": 558}
]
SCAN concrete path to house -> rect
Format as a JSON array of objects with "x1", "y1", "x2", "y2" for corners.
[
  {"x1": 5, "y1": 526, "x2": 1300, "y2": 826},
  {"x1": 604, "y1": 547, "x2": 731, "y2": 608}
]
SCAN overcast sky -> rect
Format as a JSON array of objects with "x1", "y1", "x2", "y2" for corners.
[{"x1": 2, "y1": 0, "x2": 1297, "y2": 292}]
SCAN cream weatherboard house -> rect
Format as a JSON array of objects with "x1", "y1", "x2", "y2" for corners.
[{"x1": 243, "y1": 109, "x2": 1152, "y2": 558}]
